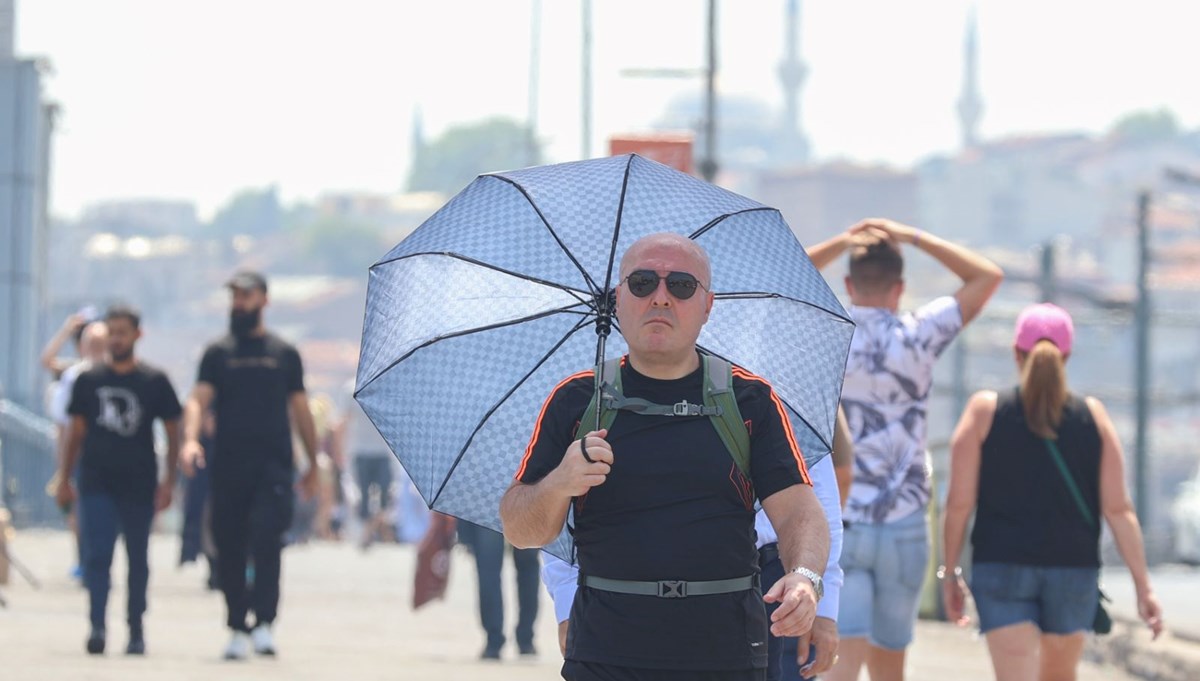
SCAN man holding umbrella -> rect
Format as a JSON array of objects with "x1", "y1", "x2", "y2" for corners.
[{"x1": 501, "y1": 233, "x2": 830, "y2": 681}]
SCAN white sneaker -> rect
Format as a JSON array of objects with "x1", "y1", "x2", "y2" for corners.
[
  {"x1": 251, "y1": 623, "x2": 276, "y2": 656},
  {"x1": 223, "y1": 631, "x2": 251, "y2": 661}
]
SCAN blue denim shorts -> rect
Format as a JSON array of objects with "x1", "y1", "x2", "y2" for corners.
[
  {"x1": 970, "y1": 563, "x2": 1100, "y2": 635},
  {"x1": 837, "y1": 510, "x2": 929, "y2": 650}
]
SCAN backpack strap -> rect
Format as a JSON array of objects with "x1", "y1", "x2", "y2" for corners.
[
  {"x1": 579, "y1": 357, "x2": 624, "y2": 440},
  {"x1": 702, "y1": 355, "x2": 751, "y2": 478},
  {"x1": 577, "y1": 355, "x2": 752, "y2": 481}
]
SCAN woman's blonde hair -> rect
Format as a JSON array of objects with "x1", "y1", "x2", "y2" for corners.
[{"x1": 1019, "y1": 339, "x2": 1068, "y2": 439}]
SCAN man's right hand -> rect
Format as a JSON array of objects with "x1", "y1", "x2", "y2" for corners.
[
  {"x1": 548, "y1": 429, "x2": 612, "y2": 497},
  {"x1": 180, "y1": 440, "x2": 206, "y2": 477}
]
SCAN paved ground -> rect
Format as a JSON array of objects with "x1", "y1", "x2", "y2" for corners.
[{"x1": 0, "y1": 530, "x2": 1142, "y2": 680}]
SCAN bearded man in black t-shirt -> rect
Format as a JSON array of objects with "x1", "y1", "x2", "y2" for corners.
[
  {"x1": 500, "y1": 234, "x2": 831, "y2": 681},
  {"x1": 180, "y1": 271, "x2": 320, "y2": 661},
  {"x1": 56, "y1": 305, "x2": 182, "y2": 657}
]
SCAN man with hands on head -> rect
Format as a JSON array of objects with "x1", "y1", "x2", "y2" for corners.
[
  {"x1": 500, "y1": 233, "x2": 830, "y2": 681},
  {"x1": 807, "y1": 218, "x2": 1002, "y2": 681}
]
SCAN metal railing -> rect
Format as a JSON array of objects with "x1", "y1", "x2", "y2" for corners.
[{"x1": 0, "y1": 399, "x2": 63, "y2": 528}]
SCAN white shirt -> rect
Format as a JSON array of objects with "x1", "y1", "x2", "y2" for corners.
[
  {"x1": 840, "y1": 296, "x2": 962, "y2": 525},
  {"x1": 541, "y1": 455, "x2": 845, "y2": 624},
  {"x1": 50, "y1": 360, "x2": 93, "y2": 427}
]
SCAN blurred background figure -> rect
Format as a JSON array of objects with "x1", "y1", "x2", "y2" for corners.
[
  {"x1": 42, "y1": 312, "x2": 108, "y2": 582},
  {"x1": 290, "y1": 392, "x2": 339, "y2": 544},
  {"x1": 179, "y1": 409, "x2": 218, "y2": 590},
  {"x1": 54, "y1": 304, "x2": 182, "y2": 656},
  {"x1": 336, "y1": 378, "x2": 394, "y2": 550},
  {"x1": 456, "y1": 521, "x2": 540, "y2": 661}
]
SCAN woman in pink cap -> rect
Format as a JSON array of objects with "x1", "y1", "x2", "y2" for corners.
[{"x1": 940, "y1": 303, "x2": 1163, "y2": 680}]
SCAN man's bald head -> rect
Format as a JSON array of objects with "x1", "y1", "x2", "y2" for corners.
[{"x1": 619, "y1": 233, "x2": 711, "y2": 288}]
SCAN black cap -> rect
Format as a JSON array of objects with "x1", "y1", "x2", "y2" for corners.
[{"x1": 225, "y1": 270, "x2": 268, "y2": 293}]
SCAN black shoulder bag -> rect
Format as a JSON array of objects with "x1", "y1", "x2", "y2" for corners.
[{"x1": 1043, "y1": 437, "x2": 1112, "y2": 635}]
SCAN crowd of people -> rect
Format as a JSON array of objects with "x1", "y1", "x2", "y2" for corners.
[
  {"x1": 39, "y1": 217, "x2": 1166, "y2": 681},
  {"x1": 40, "y1": 272, "x2": 430, "y2": 659}
]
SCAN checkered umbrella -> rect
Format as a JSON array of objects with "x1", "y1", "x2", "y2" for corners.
[{"x1": 356, "y1": 154, "x2": 853, "y2": 561}]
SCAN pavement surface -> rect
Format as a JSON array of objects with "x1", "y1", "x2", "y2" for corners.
[{"x1": 0, "y1": 530, "x2": 1149, "y2": 680}]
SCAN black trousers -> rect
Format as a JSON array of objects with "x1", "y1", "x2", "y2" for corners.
[{"x1": 211, "y1": 463, "x2": 293, "y2": 632}]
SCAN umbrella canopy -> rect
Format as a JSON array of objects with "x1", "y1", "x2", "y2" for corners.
[{"x1": 356, "y1": 154, "x2": 853, "y2": 560}]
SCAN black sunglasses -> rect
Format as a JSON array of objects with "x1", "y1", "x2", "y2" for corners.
[{"x1": 623, "y1": 270, "x2": 708, "y2": 300}]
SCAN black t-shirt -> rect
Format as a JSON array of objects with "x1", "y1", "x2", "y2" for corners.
[
  {"x1": 198, "y1": 333, "x2": 304, "y2": 472},
  {"x1": 973, "y1": 387, "x2": 1103, "y2": 567},
  {"x1": 517, "y1": 357, "x2": 811, "y2": 671},
  {"x1": 68, "y1": 362, "x2": 182, "y2": 500}
]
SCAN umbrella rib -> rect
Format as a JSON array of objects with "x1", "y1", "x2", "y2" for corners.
[
  {"x1": 354, "y1": 301, "x2": 593, "y2": 396},
  {"x1": 713, "y1": 291, "x2": 856, "y2": 323},
  {"x1": 429, "y1": 315, "x2": 595, "y2": 507},
  {"x1": 601, "y1": 155, "x2": 635, "y2": 294},
  {"x1": 696, "y1": 342, "x2": 834, "y2": 454},
  {"x1": 487, "y1": 175, "x2": 602, "y2": 294},
  {"x1": 369, "y1": 251, "x2": 592, "y2": 304},
  {"x1": 689, "y1": 206, "x2": 779, "y2": 240}
]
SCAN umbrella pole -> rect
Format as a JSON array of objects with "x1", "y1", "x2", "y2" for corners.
[{"x1": 583, "y1": 307, "x2": 612, "y2": 463}]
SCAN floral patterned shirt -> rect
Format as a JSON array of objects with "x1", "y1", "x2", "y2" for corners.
[{"x1": 841, "y1": 296, "x2": 962, "y2": 525}]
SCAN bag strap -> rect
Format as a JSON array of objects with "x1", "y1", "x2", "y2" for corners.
[
  {"x1": 577, "y1": 355, "x2": 751, "y2": 479},
  {"x1": 702, "y1": 355, "x2": 751, "y2": 478},
  {"x1": 1043, "y1": 437, "x2": 1097, "y2": 529}
]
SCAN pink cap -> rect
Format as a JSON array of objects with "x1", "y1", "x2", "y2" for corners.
[{"x1": 1014, "y1": 303, "x2": 1074, "y2": 355}]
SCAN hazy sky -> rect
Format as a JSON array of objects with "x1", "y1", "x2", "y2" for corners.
[{"x1": 15, "y1": 0, "x2": 1199, "y2": 219}]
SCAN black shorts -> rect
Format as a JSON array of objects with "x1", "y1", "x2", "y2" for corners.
[{"x1": 562, "y1": 661, "x2": 762, "y2": 681}]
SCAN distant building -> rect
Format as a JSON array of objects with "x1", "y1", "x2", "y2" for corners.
[
  {"x1": 79, "y1": 199, "x2": 200, "y2": 237},
  {"x1": 0, "y1": 0, "x2": 54, "y2": 408},
  {"x1": 754, "y1": 162, "x2": 919, "y2": 246}
]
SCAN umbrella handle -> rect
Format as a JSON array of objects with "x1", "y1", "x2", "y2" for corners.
[{"x1": 581, "y1": 437, "x2": 596, "y2": 464}]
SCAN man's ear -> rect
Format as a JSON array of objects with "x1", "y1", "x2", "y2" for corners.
[{"x1": 844, "y1": 276, "x2": 855, "y2": 298}]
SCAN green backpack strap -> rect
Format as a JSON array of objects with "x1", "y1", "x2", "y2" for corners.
[
  {"x1": 579, "y1": 357, "x2": 624, "y2": 441},
  {"x1": 702, "y1": 355, "x2": 751, "y2": 479},
  {"x1": 577, "y1": 355, "x2": 752, "y2": 480}
]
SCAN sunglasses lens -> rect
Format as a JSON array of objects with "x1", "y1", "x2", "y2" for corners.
[
  {"x1": 666, "y1": 273, "x2": 699, "y2": 300},
  {"x1": 627, "y1": 271, "x2": 659, "y2": 297}
]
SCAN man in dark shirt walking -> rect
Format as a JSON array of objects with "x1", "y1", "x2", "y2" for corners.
[
  {"x1": 501, "y1": 233, "x2": 830, "y2": 681},
  {"x1": 55, "y1": 305, "x2": 182, "y2": 656},
  {"x1": 180, "y1": 271, "x2": 320, "y2": 660}
]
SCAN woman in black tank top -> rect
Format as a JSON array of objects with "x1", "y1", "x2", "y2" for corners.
[{"x1": 940, "y1": 304, "x2": 1163, "y2": 681}]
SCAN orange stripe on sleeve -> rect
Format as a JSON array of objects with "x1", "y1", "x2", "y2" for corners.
[
  {"x1": 513, "y1": 369, "x2": 593, "y2": 481},
  {"x1": 731, "y1": 367, "x2": 812, "y2": 485}
]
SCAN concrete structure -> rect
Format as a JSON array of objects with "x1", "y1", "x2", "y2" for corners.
[{"x1": 0, "y1": 0, "x2": 54, "y2": 409}]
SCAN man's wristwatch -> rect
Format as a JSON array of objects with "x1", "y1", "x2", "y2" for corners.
[{"x1": 790, "y1": 566, "x2": 824, "y2": 601}]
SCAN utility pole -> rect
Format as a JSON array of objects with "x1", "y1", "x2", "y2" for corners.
[
  {"x1": 1135, "y1": 190, "x2": 1151, "y2": 524},
  {"x1": 699, "y1": 0, "x2": 718, "y2": 182},
  {"x1": 1039, "y1": 240, "x2": 1057, "y2": 304},
  {"x1": 580, "y1": 0, "x2": 593, "y2": 160},
  {"x1": 527, "y1": 0, "x2": 542, "y2": 167}
]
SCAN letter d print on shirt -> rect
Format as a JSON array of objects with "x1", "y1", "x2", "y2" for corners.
[{"x1": 95, "y1": 387, "x2": 144, "y2": 437}]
